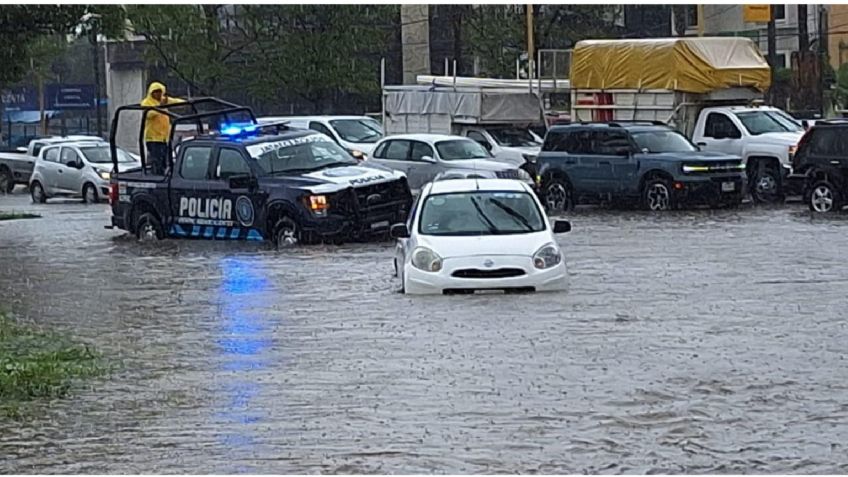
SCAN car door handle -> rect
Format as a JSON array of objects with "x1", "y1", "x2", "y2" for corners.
[{"x1": 696, "y1": 142, "x2": 707, "y2": 147}]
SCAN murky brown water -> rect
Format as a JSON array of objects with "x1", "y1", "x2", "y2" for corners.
[{"x1": 1, "y1": 190, "x2": 848, "y2": 473}]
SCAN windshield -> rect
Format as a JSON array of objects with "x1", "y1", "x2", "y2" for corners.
[
  {"x1": 246, "y1": 134, "x2": 357, "y2": 174},
  {"x1": 419, "y1": 191, "x2": 545, "y2": 236},
  {"x1": 735, "y1": 110, "x2": 803, "y2": 135},
  {"x1": 435, "y1": 139, "x2": 492, "y2": 161},
  {"x1": 329, "y1": 119, "x2": 384, "y2": 144},
  {"x1": 488, "y1": 127, "x2": 542, "y2": 147},
  {"x1": 631, "y1": 130, "x2": 697, "y2": 153},
  {"x1": 80, "y1": 146, "x2": 136, "y2": 164}
]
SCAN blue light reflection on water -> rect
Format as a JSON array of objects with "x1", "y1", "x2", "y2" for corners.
[{"x1": 214, "y1": 257, "x2": 274, "y2": 471}]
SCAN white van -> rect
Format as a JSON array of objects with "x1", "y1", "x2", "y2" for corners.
[{"x1": 258, "y1": 116, "x2": 384, "y2": 160}]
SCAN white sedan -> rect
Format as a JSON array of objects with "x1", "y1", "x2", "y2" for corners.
[{"x1": 391, "y1": 178, "x2": 571, "y2": 295}]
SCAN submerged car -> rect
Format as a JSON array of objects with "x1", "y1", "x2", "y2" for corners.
[
  {"x1": 391, "y1": 178, "x2": 571, "y2": 295},
  {"x1": 30, "y1": 141, "x2": 139, "y2": 203}
]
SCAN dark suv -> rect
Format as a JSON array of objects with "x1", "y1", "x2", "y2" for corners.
[
  {"x1": 793, "y1": 120, "x2": 848, "y2": 213},
  {"x1": 537, "y1": 122, "x2": 747, "y2": 212}
]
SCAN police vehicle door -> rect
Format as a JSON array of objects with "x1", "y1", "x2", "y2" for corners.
[
  {"x1": 213, "y1": 147, "x2": 265, "y2": 240},
  {"x1": 168, "y1": 145, "x2": 230, "y2": 238}
]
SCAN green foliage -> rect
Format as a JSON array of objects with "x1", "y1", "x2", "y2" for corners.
[{"x1": 0, "y1": 313, "x2": 105, "y2": 417}]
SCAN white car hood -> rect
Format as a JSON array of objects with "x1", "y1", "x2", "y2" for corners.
[
  {"x1": 447, "y1": 159, "x2": 514, "y2": 172},
  {"x1": 501, "y1": 145, "x2": 541, "y2": 155},
  {"x1": 302, "y1": 165, "x2": 404, "y2": 194},
  {"x1": 748, "y1": 131, "x2": 803, "y2": 146},
  {"x1": 417, "y1": 230, "x2": 554, "y2": 259}
]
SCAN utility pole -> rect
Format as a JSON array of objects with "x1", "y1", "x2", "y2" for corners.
[
  {"x1": 90, "y1": 17, "x2": 103, "y2": 137},
  {"x1": 767, "y1": 5, "x2": 777, "y2": 105},
  {"x1": 526, "y1": 4, "x2": 535, "y2": 78},
  {"x1": 819, "y1": 5, "x2": 826, "y2": 117}
]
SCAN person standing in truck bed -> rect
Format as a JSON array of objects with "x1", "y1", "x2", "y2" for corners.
[{"x1": 141, "y1": 82, "x2": 184, "y2": 175}]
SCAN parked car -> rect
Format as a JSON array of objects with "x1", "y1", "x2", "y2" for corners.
[
  {"x1": 792, "y1": 120, "x2": 848, "y2": 213},
  {"x1": 257, "y1": 116, "x2": 383, "y2": 160},
  {"x1": 463, "y1": 125, "x2": 543, "y2": 167},
  {"x1": 0, "y1": 135, "x2": 103, "y2": 193},
  {"x1": 537, "y1": 122, "x2": 747, "y2": 212},
  {"x1": 29, "y1": 141, "x2": 140, "y2": 203},
  {"x1": 390, "y1": 178, "x2": 571, "y2": 295},
  {"x1": 367, "y1": 134, "x2": 534, "y2": 193}
]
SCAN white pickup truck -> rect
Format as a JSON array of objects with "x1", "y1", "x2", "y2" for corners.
[{"x1": 0, "y1": 135, "x2": 104, "y2": 193}]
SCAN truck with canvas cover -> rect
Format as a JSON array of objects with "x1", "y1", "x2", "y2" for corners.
[{"x1": 569, "y1": 37, "x2": 805, "y2": 204}]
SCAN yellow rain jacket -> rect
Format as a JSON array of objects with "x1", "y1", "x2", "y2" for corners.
[{"x1": 141, "y1": 82, "x2": 185, "y2": 143}]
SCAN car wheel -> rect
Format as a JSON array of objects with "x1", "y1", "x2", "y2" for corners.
[
  {"x1": 808, "y1": 180, "x2": 842, "y2": 214},
  {"x1": 274, "y1": 216, "x2": 300, "y2": 249},
  {"x1": 0, "y1": 167, "x2": 13, "y2": 194},
  {"x1": 30, "y1": 181, "x2": 47, "y2": 204},
  {"x1": 135, "y1": 212, "x2": 164, "y2": 241},
  {"x1": 82, "y1": 183, "x2": 98, "y2": 204},
  {"x1": 643, "y1": 177, "x2": 674, "y2": 211},
  {"x1": 751, "y1": 164, "x2": 784, "y2": 204},
  {"x1": 543, "y1": 178, "x2": 574, "y2": 214}
]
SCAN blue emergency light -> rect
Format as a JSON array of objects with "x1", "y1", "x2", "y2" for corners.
[{"x1": 220, "y1": 123, "x2": 258, "y2": 137}]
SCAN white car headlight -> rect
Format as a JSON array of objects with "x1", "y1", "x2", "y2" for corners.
[
  {"x1": 411, "y1": 247, "x2": 443, "y2": 272},
  {"x1": 97, "y1": 170, "x2": 110, "y2": 180},
  {"x1": 533, "y1": 243, "x2": 562, "y2": 269}
]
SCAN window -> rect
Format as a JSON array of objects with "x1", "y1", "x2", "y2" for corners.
[
  {"x1": 686, "y1": 5, "x2": 698, "y2": 28},
  {"x1": 308, "y1": 121, "x2": 336, "y2": 141},
  {"x1": 43, "y1": 147, "x2": 60, "y2": 163},
  {"x1": 180, "y1": 146, "x2": 212, "y2": 180},
  {"x1": 418, "y1": 191, "x2": 545, "y2": 236},
  {"x1": 372, "y1": 142, "x2": 388, "y2": 159},
  {"x1": 410, "y1": 142, "x2": 435, "y2": 161},
  {"x1": 216, "y1": 148, "x2": 250, "y2": 179},
  {"x1": 808, "y1": 128, "x2": 848, "y2": 156},
  {"x1": 60, "y1": 147, "x2": 81, "y2": 166},
  {"x1": 467, "y1": 131, "x2": 489, "y2": 146},
  {"x1": 773, "y1": 4, "x2": 785, "y2": 20},
  {"x1": 246, "y1": 136, "x2": 356, "y2": 174},
  {"x1": 593, "y1": 130, "x2": 632, "y2": 155},
  {"x1": 32, "y1": 142, "x2": 46, "y2": 157},
  {"x1": 383, "y1": 140, "x2": 411, "y2": 160},
  {"x1": 328, "y1": 119, "x2": 383, "y2": 144},
  {"x1": 704, "y1": 113, "x2": 741, "y2": 139},
  {"x1": 434, "y1": 140, "x2": 491, "y2": 160},
  {"x1": 774, "y1": 53, "x2": 787, "y2": 69}
]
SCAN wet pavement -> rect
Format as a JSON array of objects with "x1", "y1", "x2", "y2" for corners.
[{"x1": 1, "y1": 189, "x2": 847, "y2": 473}]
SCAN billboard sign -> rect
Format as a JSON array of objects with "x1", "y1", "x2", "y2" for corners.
[{"x1": 744, "y1": 5, "x2": 772, "y2": 23}]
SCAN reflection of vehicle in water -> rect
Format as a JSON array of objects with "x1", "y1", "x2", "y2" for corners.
[
  {"x1": 257, "y1": 115, "x2": 384, "y2": 160},
  {"x1": 391, "y1": 178, "x2": 571, "y2": 295},
  {"x1": 30, "y1": 141, "x2": 139, "y2": 203},
  {"x1": 107, "y1": 98, "x2": 411, "y2": 247}
]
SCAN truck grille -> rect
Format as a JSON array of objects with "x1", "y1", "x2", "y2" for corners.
[
  {"x1": 452, "y1": 268, "x2": 526, "y2": 279},
  {"x1": 495, "y1": 169, "x2": 522, "y2": 180},
  {"x1": 333, "y1": 178, "x2": 412, "y2": 221},
  {"x1": 683, "y1": 161, "x2": 745, "y2": 174}
]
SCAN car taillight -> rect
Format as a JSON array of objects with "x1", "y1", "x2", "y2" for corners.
[{"x1": 109, "y1": 182, "x2": 118, "y2": 204}]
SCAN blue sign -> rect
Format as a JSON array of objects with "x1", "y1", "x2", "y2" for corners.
[{"x1": 2, "y1": 84, "x2": 96, "y2": 111}]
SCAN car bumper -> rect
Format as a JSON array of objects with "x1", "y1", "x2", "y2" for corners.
[
  {"x1": 674, "y1": 174, "x2": 747, "y2": 205},
  {"x1": 403, "y1": 255, "x2": 568, "y2": 295},
  {"x1": 302, "y1": 205, "x2": 410, "y2": 239}
]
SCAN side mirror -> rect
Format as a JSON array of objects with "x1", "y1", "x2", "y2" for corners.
[
  {"x1": 553, "y1": 220, "x2": 571, "y2": 234},
  {"x1": 67, "y1": 160, "x2": 83, "y2": 169},
  {"x1": 420, "y1": 155, "x2": 436, "y2": 163},
  {"x1": 390, "y1": 223, "x2": 410, "y2": 239},
  {"x1": 228, "y1": 174, "x2": 257, "y2": 190}
]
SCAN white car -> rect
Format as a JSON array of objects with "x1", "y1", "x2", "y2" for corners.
[
  {"x1": 29, "y1": 142, "x2": 140, "y2": 203},
  {"x1": 392, "y1": 178, "x2": 571, "y2": 295},
  {"x1": 257, "y1": 115, "x2": 383, "y2": 160}
]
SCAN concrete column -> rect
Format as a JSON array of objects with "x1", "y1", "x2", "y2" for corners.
[
  {"x1": 401, "y1": 4, "x2": 430, "y2": 85},
  {"x1": 106, "y1": 40, "x2": 147, "y2": 154}
]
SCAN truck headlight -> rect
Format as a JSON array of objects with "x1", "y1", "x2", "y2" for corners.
[
  {"x1": 305, "y1": 194, "x2": 329, "y2": 217},
  {"x1": 533, "y1": 243, "x2": 562, "y2": 269},
  {"x1": 411, "y1": 247, "x2": 443, "y2": 272},
  {"x1": 682, "y1": 164, "x2": 709, "y2": 173}
]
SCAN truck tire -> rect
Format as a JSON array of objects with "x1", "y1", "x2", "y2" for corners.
[
  {"x1": 643, "y1": 177, "x2": 674, "y2": 211},
  {"x1": 808, "y1": 180, "x2": 842, "y2": 214},
  {"x1": 750, "y1": 161, "x2": 784, "y2": 205},
  {"x1": 135, "y1": 212, "x2": 164, "y2": 241},
  {"x1": 273, "y1": 216, "x2": 301, "y2": 249},
  {"x1": 542, "y1": 177, "x2": 574, "y2": 214},
  {"x1": 30, "y1": 181, "x2": 47, "y2": 203},
  {"x1": 82, "y1": 183, "x2": 98, "y2": 204},
  {"x1": 0, "y1": 167, "x2": 13, "y2": 194}
]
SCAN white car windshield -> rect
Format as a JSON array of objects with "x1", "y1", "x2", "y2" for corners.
[
  {"x1": 735, "y1": 110, "x2": 803, "y2": 135},
  {"x1": 632, "y1": 131, "x2": 697, "y2": 153},
  {"x1": 488, "y1": 127, "x2": 542, "y2": 147},
  {"x1": 247, "y1": 134, "x2": 357, "y2": 174},
  {"x1": 419, "y1": 191, "x2": 545, "y2": 236},
  {"x1": 80, "y1": 146, "x2": 136, "y2": 164},
  {"x1": 329, "y1": 119, "x2": 384, "y2": 144},
  {"x1": 435, "y1": 140, "x2": 491, "y2": 160}
]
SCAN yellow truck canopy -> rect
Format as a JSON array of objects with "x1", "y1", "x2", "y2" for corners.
[{"x1": 570, "y1": 37, "x2": 771, "y2": 93}]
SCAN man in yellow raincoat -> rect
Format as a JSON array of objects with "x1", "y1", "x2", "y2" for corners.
[{"x1": 141, "y1": 82, "x2": 184, "y2": 175}]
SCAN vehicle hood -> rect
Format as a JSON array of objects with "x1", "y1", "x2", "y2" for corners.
[
  {"x1": 0, "y1": 153, "x2": 34, "y2": 164},
  {"x1": 95, "y1": 162, "x2": 141, "y2": 173},
  {"x1": 500, "y1": 145, "x2": 541, "y2": 155},
  {"x1": 267, "y1": 164, "x2": 405, "y2": 194},
  {"x1": 416, "y1": 230, "x2": 555, "y2": 259},
  {"x1": 747, "y1": 131, "x2": 803, "y2": 146},
  {"x1": 446, "y1": 159, "x2": 514, "y2": 172},
  {"x1": 644, "y1": 151, "x2": 742, "y2": 162}
]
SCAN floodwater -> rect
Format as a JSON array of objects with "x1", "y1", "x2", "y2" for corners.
[{"x1": 1, "y1": 190, "x2": 847, "y2": 473}]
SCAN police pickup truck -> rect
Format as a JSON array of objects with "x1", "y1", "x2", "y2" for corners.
[{"x1": 106, "y1": 98, "x2": 412, "y2": 247}]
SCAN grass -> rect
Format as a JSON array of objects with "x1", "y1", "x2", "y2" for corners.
[
  {"x1": 0, "y1": 313, "x2": 105, "y2": 418},
  {"x1": 0, "y1": 212, "x2": 40, "y2": 221}
]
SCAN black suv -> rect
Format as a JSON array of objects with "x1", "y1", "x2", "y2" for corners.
[
  {"x1": 793, "y1": 120, "x2": 848, "y2": 213},
  {"x1": 537, "y1": 122, "x2": 747, "y2": 212}
]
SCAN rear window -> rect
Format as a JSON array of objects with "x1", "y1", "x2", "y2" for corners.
[{"x1": 807, "y1": 127, "x2": 848, "y2": 156}]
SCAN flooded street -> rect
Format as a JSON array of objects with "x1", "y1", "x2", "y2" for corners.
[{"x1": 1, "y1": 191, "x2": 848, "y2": 473}]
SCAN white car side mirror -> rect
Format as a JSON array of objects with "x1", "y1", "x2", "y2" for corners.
[{"x1": 421, "y1": 155, "x2": 436, "y2": 163}]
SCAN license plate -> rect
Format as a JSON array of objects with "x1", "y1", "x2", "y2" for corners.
[
  {"x1": 721, "y1": 181, "x2": 735, "y2": 192},
  {"x1": 370, "y1": 220, "x2": 390, "y2": 230}
]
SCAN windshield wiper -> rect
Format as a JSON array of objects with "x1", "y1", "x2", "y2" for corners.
[
  {"x1": 469, "y1": 197, "x2": 499, "y2": 235},
  {"x1": 488, "y1": 198, "x2": 534, "y2": 231}
]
